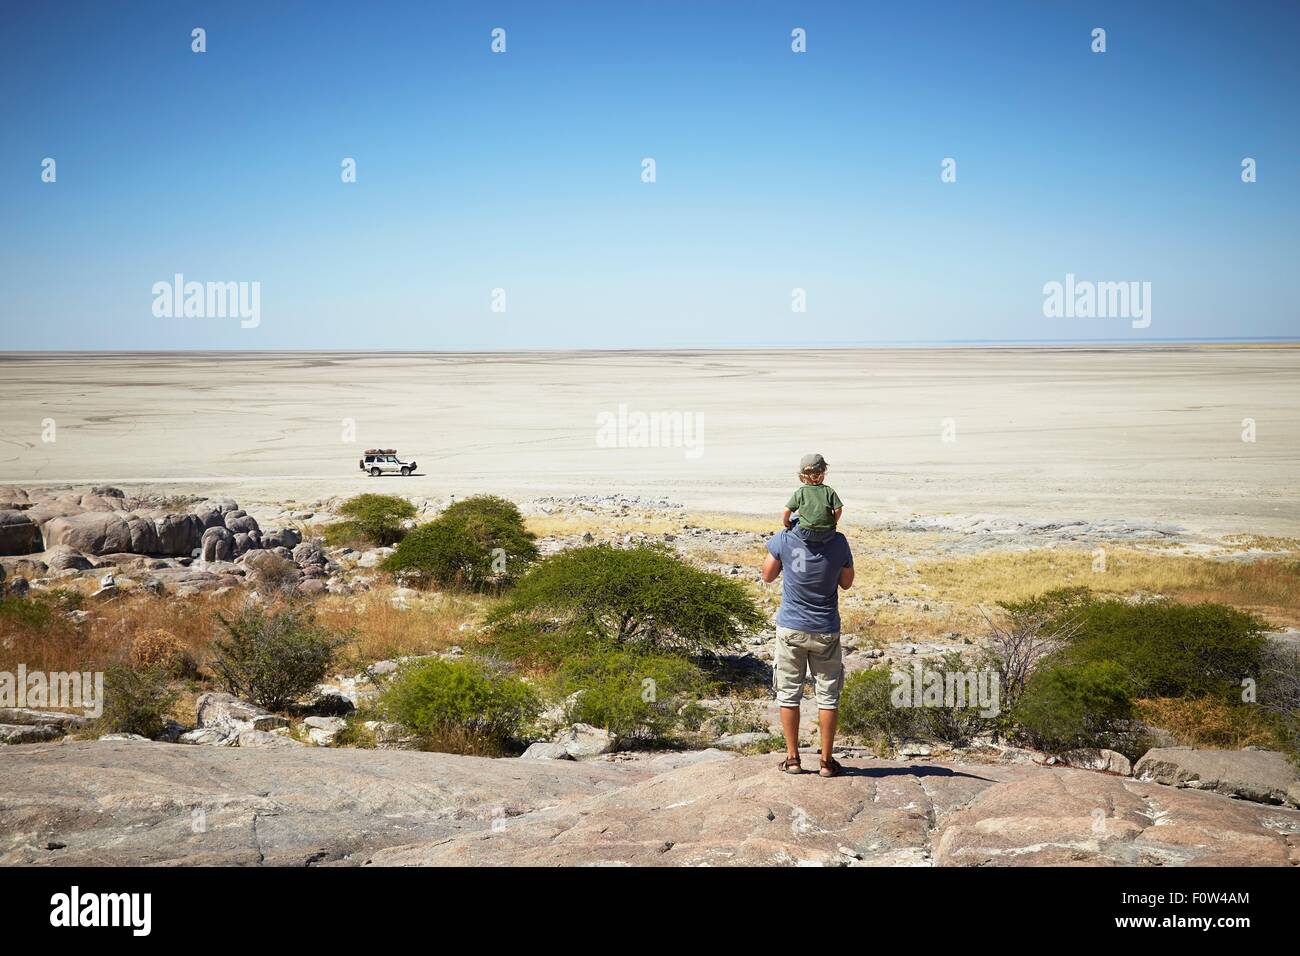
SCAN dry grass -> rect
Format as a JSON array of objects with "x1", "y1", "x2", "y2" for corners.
[
  {"x1": 1135, "y1": 697, "x2": 1288, "y2": 751},
  {"x1": 315, "y1": 591, "x2": 496, "y2": 669}
]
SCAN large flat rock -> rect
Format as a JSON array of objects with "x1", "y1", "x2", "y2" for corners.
[
  {"x1": 1133, "y1": 747, "x2": 1300, "y2": 807},
  {"x1": 3, "y1": 743, "x2": 1298, "y2": 867},
  {"x1": 0, "y1": 740, "x2": 647, "y2": 866},
  {"x1": 363, "y1": 755, "x2": 1300, "y2": 868}
]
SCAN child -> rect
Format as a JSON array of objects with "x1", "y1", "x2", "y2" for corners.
[{"x1": 783, "y1": 453, "x2": 843, "y2": 541}]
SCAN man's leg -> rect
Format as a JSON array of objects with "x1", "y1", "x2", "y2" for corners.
[
  {"x1": 781, "y1": 705, "x2": 801, "y2": 760},
  {"x1": 818, "y1": 707, "x2": 838, "y2": 763}
]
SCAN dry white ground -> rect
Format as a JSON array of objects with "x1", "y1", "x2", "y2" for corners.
[{"x1": 1, "y1": 346, "x2": 1297, "y2": 536}]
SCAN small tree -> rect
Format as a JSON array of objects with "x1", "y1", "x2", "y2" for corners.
[
  {"x1": 382, "y1": 495, "x2": 537, "y2": 590},
  {"x1": 209, "y1": 607, "x2": 347, "y2": 709},
  {"x1": 557, "y1": 646, "x2": 706, "y2": 744},
  {"x1": 328, "y1": 493, "x2": 417, "y2": 547},
  {"x1": 488, "y1": 544, "x2": 765, "y2": 654}
]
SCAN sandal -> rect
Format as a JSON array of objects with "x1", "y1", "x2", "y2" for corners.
[
  {"x1": 778, "y1": 755, "x2": 803, "y2": 774},
  {"x1": 819, "y1": 757, "x2": 843, "y2": 778}
]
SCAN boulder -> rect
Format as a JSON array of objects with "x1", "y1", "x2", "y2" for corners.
[
  {"x1": 712, "y1": 732, "x2": 774, "y2": 751},
  {"x1": 42, "y1": 511, "x2": 159, "y2": 556},
  {"x1": 236, "y1": 729, "x2": 304, "y2": 749},
  {"x1": 224, "y1": 512, "x2": 260, "y2": 535},
  {"x1": 1058, "y1": 748, "x2": 1132, "y2": 776},
  {"x1": 152, "y1": 513, "x2": 204, "y2": 556},
  {"x1": 0, "y1": 709, "x2": 92, "y2": 733},
  {"x1": 304, "y1": 715, "x2": 347, "y2": 746},
  {"x1": 0, "y1": 510, "x2": 43, "y2": 556},
  {"x1": 520, "y1": 741, "x2": 573, "y2": 760},
  {"x1": 264, "y1": 528, "x2": 302, "y2": 550},
  {"x1": 554, "y1": 723, "x2": 617, "y2": 759},
  {"x1": 1134, "y1": 747, "x2": 1300, "y2": 807},
  {"x1": 0, "y1": 723, "x2": 61, "y2": 744},
  {"x1": 293, "y1": 541, "x2": 326, "y2": 567},
  {"x1": 44, "y1": 545, "x2": 93, "y2": 572},
  {"x1": 196, "y1": 692, "x2": 289, "y2": 733},
  {"x1": 178, "y1": 726, "x2": 239, "y2": 746},
  {"x1": 201, "y1": 526, "x2": 234, "y2": 562}
]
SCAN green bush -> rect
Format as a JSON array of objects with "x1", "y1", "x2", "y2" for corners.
[
  {"x1": 100, "y1": 665, "x2": 179, "y2": 739},
  {"x1": 209, "y1": 607, "x2": 347, "y2": 709},
  {"x1": 839, "y1": 667, "x2": 920, "y2": 741},
  {"x1": 380, "y1": 657, "x2": 540, "y2": 755},
  {"x1": 382, "y1": 495, "x2": 537, "y2": 591},
  {"x1": 326, "y1": 493, "x2": 417, "y2": 547},
  {"x1": 557, "y1": 646, "x2": 707, "y2": 744},
  {"x1": 489, "y1": 544, "x2": 764, "y2": 654},
  {"x1": 1051, "y1": 595, "x2": 1268, "y2": 699},
  {"x1": 1013, "y1": 659, "x2": 1135, "y2": 753}
]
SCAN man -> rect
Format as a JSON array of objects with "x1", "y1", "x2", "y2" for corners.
[{"x1": 761, "y1": 507, "x2": 855, "y2": 777}]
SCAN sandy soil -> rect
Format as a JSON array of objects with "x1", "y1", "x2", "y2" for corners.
[{"x1": 1, "y1": 347, "x2": 1297, "y2": 536}]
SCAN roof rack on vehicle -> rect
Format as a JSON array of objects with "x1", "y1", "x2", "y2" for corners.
[{"x1": 363, "y1": 448, "x2": 397, "y2": 455}]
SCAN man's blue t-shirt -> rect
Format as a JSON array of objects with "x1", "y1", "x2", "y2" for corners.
[{"x1": 766, "y1": 528, "x2": 853, "y2": 633}]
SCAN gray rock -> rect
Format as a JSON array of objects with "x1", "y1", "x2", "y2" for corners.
[
  {"x1": 201, "y1": 526, "x2": 234, "y2": 562},
  {"x1": 196, "y1": 692, "x2": 288, "y2": 733},
  {"x1": 1134, "y1": 747, "x2": 1299, "y2": 806},
  {"x1": 178, "y1": 726, "x2": 239, "y2": 746},
  {"x1": 520, "y1": 741, "x2": 573, "y2": 760},
  {"x1": 0, "y1": 740, "x2": 644, "y2": 865},
  {"x1": 0, "y1": 723, "x2": 61, "y2": 744},
  {"x1": 42, "y1": 511, "x2": 159, "y2": 556},
  {"x1": 236, "y1": 729, "x2": 304, "y2": 749},
  {"x1": 555, "y1": 722, "x2": 616, "y2": 758},
  {"x1": 0, "y1": 708, "x2": 91, "y2": 732},
  {"x1": 1058, "y1": 748, "x2": 1132, "y2": 776},
  {"x1": 44, "y1": 545, "x2": 93, "y2": 572},
  {"x1": 712, "y1": 732, "x2": 773, "y2": 751},
  {"x1": 99, "y1": 733, "x2": 149, "y2": 742},
  {"x1": 152, "y1": 513, "x2": 204, "y2": 556},
  {"x1": 303, "y1": 715, "x2": 347, "y2": 746},
  {"x1": 0, "y1": 510, "x2": 43, "y2": 556}
]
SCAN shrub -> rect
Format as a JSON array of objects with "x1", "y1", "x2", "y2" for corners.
[
  {"x1": 382, "y1": 495, "x2": 537, "y2": 591},
  {"x1": 100, "y1": 665, "x2": 179, "y2": 739},
  {"x1": 209, "y1": 607, "x2": 347, "y2": 709},
  {"x1": 557, "y1": 646, "x2": 707, "y2": 744},
  {"x1": 488, "y1": 544, "x2": 764, "y2": 653},
  {"x1": 840, "y1": 667, "x2": 920, "y2": 741},
  {"x1": 129, "y1": 629, "x2": 197, "y2": 679},
  {"x1": 1052, "y1": 596, "x2": 1268, "y2": 699},
  {"x1": 326, "y1": 494, "x2": 416, "y2": 547},
  {"x1": 380, "y1": 657, "x2": 540, "y2": 755},
  {"x1": 1013, "y1": 659, "x2": 1134, "y2": 753}
]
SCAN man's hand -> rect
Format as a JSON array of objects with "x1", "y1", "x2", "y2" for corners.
[
  {"x1": 761, "y1": 554, "x2": 782, "y2": 583},
  {"x1": 838, "y1": 564, "x2": 855, "y2": 589}
]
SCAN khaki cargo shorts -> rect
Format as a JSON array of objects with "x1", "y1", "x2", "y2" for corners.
[{"x1": 772, "y1": 626, "x2": 844, "y2": 709}]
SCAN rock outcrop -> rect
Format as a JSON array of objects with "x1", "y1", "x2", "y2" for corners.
[
  {"x1": 2, "y1": 743, "x2": 1296, "y2": 867},
  {"x1": 1134, "y1": 747, "x2": 1300, "y2": 807}
]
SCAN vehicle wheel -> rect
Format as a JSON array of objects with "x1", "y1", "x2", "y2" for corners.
[
  {"x1": 401, "y1": 467, "x2": 411, "y2": 476},
  {"x1": 370, "y1": 467, "x2": 381, "y2": 477}
]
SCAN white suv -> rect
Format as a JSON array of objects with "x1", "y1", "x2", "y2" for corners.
[{"x1": 359, "y1": 449, "x2": 416, "y2": 477}]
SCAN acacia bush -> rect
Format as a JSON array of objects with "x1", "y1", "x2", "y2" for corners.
[
  {"x1": 326, "y1": 493, "x2": 416, "y2": 547},
  {"x1": 209, "y1": 607, "x2": 347, "y2": 709},
  {"x1": 1013, "y1": 659, "x2": 1136, "y2": 754},
  {"x1": 556, "y1": 646, "x2": 707, "y2": 744},
  {"x1": 382, "y1": 495, "x2": 537, "y2": 590},
  {"x1": 488, "y1": 544, "x2": 764, "y2": 654},
  {"x1": 99, "y1": 664, "x2": 179, "y2": 739},
  {"x1": 380, "y1": 657, "x2": 540, "y2": 755}
]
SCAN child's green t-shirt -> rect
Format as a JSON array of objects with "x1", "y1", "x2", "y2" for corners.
[{"x1": 786, "y1": 484, "x2": 843, "y2": 530}]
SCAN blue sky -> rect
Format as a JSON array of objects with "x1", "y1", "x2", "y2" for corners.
[{"x1": 1, "y1": 0, "x2": 1296, "y2": 349}]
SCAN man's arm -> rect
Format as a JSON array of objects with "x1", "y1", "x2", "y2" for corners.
[
  {"x1": 838, "y1": 564, "x2": 854, "y2": 589},
  {"x1": 761, "y1": 554, "x2": 783, "y2": 583}
]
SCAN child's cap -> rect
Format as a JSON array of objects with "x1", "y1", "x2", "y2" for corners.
[{"x1": 800, "y1": 453, "x2": 828, "y2": 470}]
